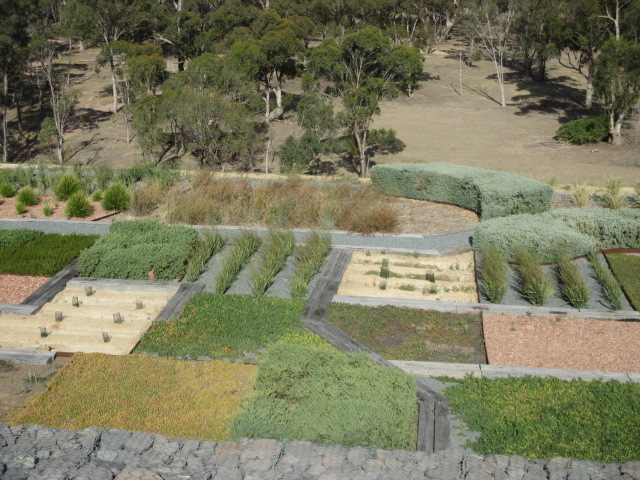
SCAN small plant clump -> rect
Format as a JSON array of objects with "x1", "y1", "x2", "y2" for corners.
[
  {"x1": 17, "y1": 187, "x2": 38, "y2": 206},
  {"x1": 214, "y1": 231, "x2": 262, "y2": 294},
  {"x1": 54, "y1": 174, "x2": 83, "y2": 201},
  {"x1": 571, "y1": 183, "x2": 589, "y2": 207},
  {"x1": 15, "y1": 201, "x2": 27, "y2": 215},
  {"x1": 291, "y1": 232, "x2": 331, "y2": 298},
  {"x1": 185, "y1": 229, "x2": 226, "y2": 282},
  {"x1": 0, "y1": 182, "x2": 14, "y2": 198},
  {"x1": 478, "y1": 245, "x2": 508, "y2": 304},
  {"x1": 380, "y1": 258, "x2": 390, "y2": 279},
  {"x1": 250, "y1": 230, "x2": 295, "y2": 296},
  {"x1": 65, "y1": 191, "x2": 93, "y2": 219},
  {"x1": 101, "y1": 183, "x2": 130, "y2": 211},
  {"x1": 601, "y1": 176, "x2": 626, "y2": 210},
  {"x1": 514, "y1": 250, "x2": 555, "y2": 307},
  {"x1": 555, "y1": 251, "x2": 590, "y2": 309}
]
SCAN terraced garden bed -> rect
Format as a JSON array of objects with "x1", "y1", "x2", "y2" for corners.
[{"x1": 606, "y1": 253, "x2": 640, "y2": 311}]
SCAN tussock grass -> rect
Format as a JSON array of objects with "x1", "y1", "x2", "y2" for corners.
[
  {"x1": 214, "y1": 231, "x2": 261, "y2": 294},
  {"x1": 555, "y1": 251, "x2": 590, "y2": 309},
  {"x1": 478, "y1": 245, "x2": 508, "y2": 304},
  {"x1": 291, "y1": 232, "x2": 331, "y2": 298},
  {"x1": 250, "y1": 230, "x2": 295, "y2": 296},
  {"x1": 515, "y1": 250, "x2": 555, "y2": 306},
  {"x1": 185, "y1": 229, "x2": 227, "y2": 282},
  {"x1": 587, "y1": 251, "x2": 623, "y2": 310},
  {"x1": 601, "y1": 176, "x2": 626, "y2": 210},
  {"x1": 571, "y1": 182, "x2": 589, "y2": 207}
]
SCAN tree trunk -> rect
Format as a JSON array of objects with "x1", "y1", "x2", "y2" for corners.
[
  {"x1": 109, "y1": 58, "x2": 119, "y2": 114},
  {"x1": 2, "y1": 72, "x2": 8, "y2": 162},
  {"x1": 269, "y1": 84, "x2": 284, "y2": 120},
  {"x1": 494, "y1": 58, "x2": 507, "y2": 108},
  {"x1": 611, "y1": 113, "x2": 624, "y2": 145},
  {"x1": 585, "y1": 78, "x2": 594, "y2": 109},
  {"x1": 56, "y1": 136, "x2": 64, "y2": 164},
  {"x1": 354, "y1": 131, "x2": 368, "y2": 177},
  {"x1": 264, "y1": 88, "x2": 271, "y2": 122}
]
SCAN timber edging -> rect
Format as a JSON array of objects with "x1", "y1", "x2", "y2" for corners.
[
  {"x1": 299, "y1": 248, "x2": 451, "y2": 453},
  {"x1": 21, "y1": 259, "x2": 79, "y2": 312}
]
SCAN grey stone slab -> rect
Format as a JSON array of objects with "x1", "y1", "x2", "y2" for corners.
[
  {"x1": 480, "y1": 364, "x2": 631, "y2": 382},
  {"x1": 627, "y1": 372, "x2": 640, "y2": 383},
  {"x1": 0, "y1": 349, "x2": 55, "y2": 365},
  {"x1": 0, "y1": 304, "x2": 38, "y2": 315},
  {"x1": 390, "y1": 361, "x2": 481, "y2": 379}
]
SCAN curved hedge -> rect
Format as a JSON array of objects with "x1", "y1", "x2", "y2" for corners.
[
  {"x1": 370, "y1": 163, "x2": 553, "y2": 219},
  {"x1": 474, "y1": 208, "x2": 640, "y2": 262}
]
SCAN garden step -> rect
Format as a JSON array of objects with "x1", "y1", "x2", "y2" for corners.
[
  {"x1": 38, "y1": 304, "x2": 165, "y2": 320},
  {"x1": 0, "y1": 347, "x2": 56, "y2": 365},
  {"x1": 0, "y1": 329, "x2": 140, "y2": 355},
  {"x1": 0, "y1": 311, "x2": 155, "y2": 330}
]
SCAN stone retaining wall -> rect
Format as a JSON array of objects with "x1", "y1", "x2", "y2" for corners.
[{"x1": 1, "y1": 424, "x2": 638, "y2": 480}]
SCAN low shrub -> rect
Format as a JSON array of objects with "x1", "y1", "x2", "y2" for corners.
[
  {"x1": 118, "y1": 162, "x2": 155, "y2": 186},
  {"x1": 54, "y1": 174, "x2": 83, "y2": 201},
  {"x1": 250, "y1": 230, "x2": 295, "y2": 296},
  {"x1": 185, "y1": 229, "x2": 226, "y2": 282},
  {"x1": 606, "y1": 253, "x2": 640, "y2": 311},
  {"x1": 514, "y1": 250, "x2": 555, "y2": 306},
  {"x1": 555, "y1": 251, "x2": 590, "y2": 309},
  {"x1": 65, "y1": 192, "x2": 93, "y2": 218},
  {"x1": 0, "y1": 182, "x2": 14, "y2": 198},
  {"x1": 79, "y1": 220, "x2": 199, "y2": 281},
  {"x1": 214, "y1": 231, "x2": 261, "y2": 294},
  {"x1": 136, "y1": 293, "x2": 307, "y2": 359},
  {"x1": 0, "y1": 233, "x2": 98, "y2": 275},
  {"x1": 230, "y1": 343, "x2": 417, "y2": 450},
  {"x1": 473, "y1": 208, "x2": 640, "y2": 262},
  {"x1": 8, "y1": 353, "x2": 256, "y2": 440},
  {"x1": 15, "y1": 201, "x2": 26, "y2": 215},
  {"x1": 17, "y1": 187, "x2": 38, "y2": 206},
  {"x1": 445, "y1": 376, "x2": 640, "y2": 462},
  {"x1": 101, "y1": 183, "x2": 130, "y2": 211},
  {"x1": 0, "y1": 229, "x2": 43, "y2": 248},
  {"x1": 370, "y1": 163, "x2": 553, "y2": 220},
  {"x1": 291, "y1": 232, "x2": 331, "y2": 297},
  {"x1": 587, "y1": 251, "x2": 623, "y2": 310},
  {"x1": 478, "y1": 245, "x2": 508, "y2": 303},
  {"x1": 556, "y1": 115, "x2": 609, "y2": 145}
]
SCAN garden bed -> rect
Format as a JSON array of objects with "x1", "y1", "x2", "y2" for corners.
[
  {"x1": 0, "y1": 194, "x2": 111, "y2": 220},
  {"x1": 325, "y1": 303, "x2": 486, "y2": 363},
  {"x1": 483, "y1": 313, "x2": 640, "y2": 373},
  {"x1": 7, "y1": 353, "x2": 256, "y2": 440},
  {"x1": 606, "y1": 253, "x2": 640, "y2": 310},
  {"x1": 0, "y1": 274, "x2": 50, "y2": 304},
  {"x1": 337, "y1": 251, "x2": 477, "y2": 302}
]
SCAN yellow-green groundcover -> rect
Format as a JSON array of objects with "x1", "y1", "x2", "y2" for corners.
[{"x1": 8, "y1": 353, "x2": 257, "y2": 440}]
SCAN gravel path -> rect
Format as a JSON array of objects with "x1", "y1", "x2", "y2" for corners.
[
  {"x1": 0, "y1": 275, "x2": 50, "y2": 304},
  {"x1": 483, "y1": 314, "x2": 640, "y2": 373},
  {"x1": 2, "y1": 423, "x2": 638, "y2": 480}
]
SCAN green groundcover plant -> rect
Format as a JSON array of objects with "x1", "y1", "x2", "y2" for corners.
[
  {"x1": 231, "y1": 342, "x2": 417, "y2": 450},
  {"x1": 445, "y1": 376, "x2": 640, "y2": 462},
  {"x1": 606, "y1": 253, "x2": 640, "y2": 311}
]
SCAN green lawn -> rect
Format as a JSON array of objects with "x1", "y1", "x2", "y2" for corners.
[
  {"x1": 325, "y1": 303, "x2": 485, "y2": 363},
  {"x1": 135, "y1": 294, "x2": 308, "y2": 359},
  {"x1": 606, "y1": 253, "x2": 640, "y2": 310},
  {"x1": 445, "y1": 376, "x2": 640, "y2": 462}
]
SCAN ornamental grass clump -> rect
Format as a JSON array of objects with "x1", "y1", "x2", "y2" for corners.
[
  {"x1": 0, "y1": 182, "x2": 14, "y2": 198},
  {"x1": 555, "y1": 251, "x2": 590, "y2": 309},
  {"x1": 571, "y1": 183, "x2": 589, "y2": 207},
  {"x1": 291, "y1": 232, "x2": 331, "y2": 298},
  {"x1": 478, "y1": 245, "x2": 508, "y2": 304},
  {"x1": 214, "y1": 231, "x2": 261, "y2": 294},
  {"x1": 17, "y1": 187, "x2": 38, "y2": 206},
  {"x1": 185, "y1": 229, "x2": 226, "y2": 282},
  {"x1": 514, "y1": 249, "x2": 555, "y2": 306},
  {"x1": 54, "y1": 174, "x2": 83, "y2": 201},
  {"x1": 250, "y1": 230, "x2": 295, "y2": 296},
  {"x1": 601, "y1": 176, "x2": 626, "y2": 210},
  {"x1": 101, "y1": 183, "x2": 130, "y2": 211},
  {"x1": 587, "y1": 251, "x2": 623, "y2": 310},
  {"x1": 65, "y1": 191, "x2": 93, "y2": 218}
]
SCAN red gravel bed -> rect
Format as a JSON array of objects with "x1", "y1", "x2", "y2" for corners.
[
  {"x1": 483, "y1": 313, "x2": 640, "y2": 374},
  {"x1": 0, "y1": 195, "x2": 111, "y2": 220},
  {"x1": 0, "y1": 274, "x2": 51, "y2": 304}
]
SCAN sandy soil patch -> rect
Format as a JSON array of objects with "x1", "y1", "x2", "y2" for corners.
[
  {"x1": 0, "y1": 194, "x2": 113, "y2": 220},
  {"x1": 337, "y1": 251, "x2": 477, "y2": 302},
  {"x1": 0, "y1": 275, "x2": 51, "y2": 304},
  {"x1": 483, "y1": 314, "x2": 640, "y2": 373}
]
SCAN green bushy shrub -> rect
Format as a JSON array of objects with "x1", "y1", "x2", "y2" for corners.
[
  {"x1": 0, "y1": 229, "x2": 43, "y2": 248},
  {"x1": 0, "y1": 234, "x2": 98, "y2": 275},
  {"x1": 65, "y1": 192, "x2": 93, "y2": 218},
  {"x1": 231, "y1": 343, "x2": 417, "y2": 450},
  {"x1": 0, "y1": 182, "x2": 14, "y2": 198},
  {"x1": 474, "y1": 208, "x2": 640, "y2": 262},
  {"x1": 370, "y1": 163, "x2": 553, "y2": 219},
  {"x1": 101, "y1": 183, "x2": 130, "y2": 211},
  {"x1": 17, "y1": 187, "x2": 38, "y2": 206},
  {"x1": 79, "y1": 220, "x2": 199, "y2": 281},
  {"x1": 15, "y1": 201, "x2": 27, "y2": 215},
  {"x1": 556, "y1": 115, "x2": 609, "y2": 145},
  {"x1": 54, "y1": 174, "x2": 83, "y2": 201}
]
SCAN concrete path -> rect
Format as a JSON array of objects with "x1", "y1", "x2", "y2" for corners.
[{"x1": 1, "y1": 424, "x2": 638, "y2": 480}]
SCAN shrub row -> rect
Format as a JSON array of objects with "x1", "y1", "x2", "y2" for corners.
[
  {"x1": 230, "y1": 342, "x2": 417, "y2": 450},
  {"x1": 370, "y1": 163, "x2": 553, "y2": 220},
  {"x1": 474, "y1": 208, "x2": 640, "y2": 262},
  {"x1": 78, "y1": 220, "x2": 199, "y2": 281},
  {"x1": 0, "y1": 233, "x2": 98, "y2": 276}
]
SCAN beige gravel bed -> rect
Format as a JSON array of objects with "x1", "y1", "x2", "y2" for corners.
[
  {"x1": 483, "y1": 314, "x2": 640, "y2": 373},
  {"x1": 0, "y1": 274, "x2": 51, "y2": 304}
]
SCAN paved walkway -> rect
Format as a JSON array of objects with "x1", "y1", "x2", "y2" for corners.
[
  {"x1": 1, "y1": 424, "x2": 638, "y2": 480},
  {"x1": 0, "y1": 220, "x2": 472, "y2": 253}
]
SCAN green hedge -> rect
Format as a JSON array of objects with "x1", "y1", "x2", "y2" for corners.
[
  {"x1": 79, "y1": 220, "x2": 198, "y2": 281},
  {"x1": 231, "y1": 343, "x2": 417, "y2": 450},
  {"x1": 0, "y1": 233, "x2": 98, "y2": 276},
  {"x1": 474, "y1": 208, "x2": 640, "y2": 262},
  {"x1": 0, "y1": 229, "x2": 43, "y2": 248},
  {"x1": 370, "y1": 163, "x2": 553, "y2": 219}
]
